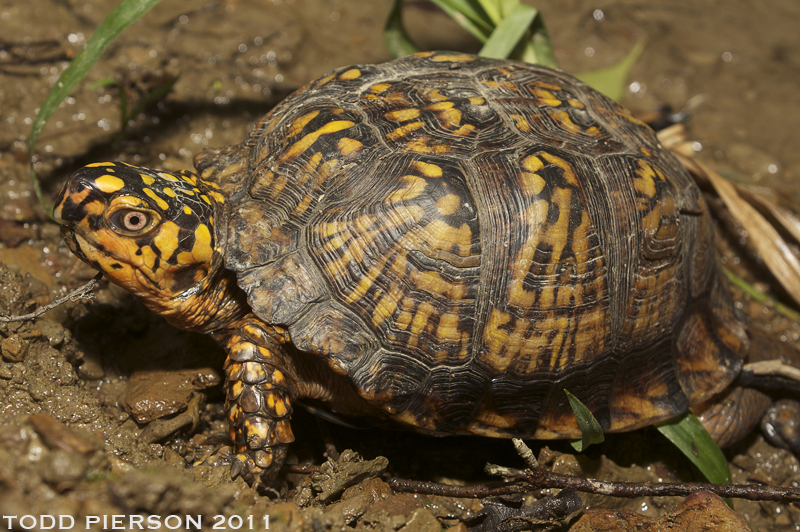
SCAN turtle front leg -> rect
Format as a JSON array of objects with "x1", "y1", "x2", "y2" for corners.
[{"x1": 224, "y1": 319, "x2": 295, "y2": 486}]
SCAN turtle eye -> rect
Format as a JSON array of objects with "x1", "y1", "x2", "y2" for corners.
[{"x1": 110, "y1": 209, "x2": 153, "y2": 234}]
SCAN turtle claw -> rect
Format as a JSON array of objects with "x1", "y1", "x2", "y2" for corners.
[{"x1": 230, "y1": 454, "x2": 246, "y2": 479}]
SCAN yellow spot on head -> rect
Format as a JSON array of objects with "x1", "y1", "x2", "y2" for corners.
[
  {"x1": 191, "y1": 224, "x2": 213, "y2": 263},
  {"x1": 86, "y1": 162, "x2": 117, "y2": 167},
  {"x1": 153, "y1": 221, "x2": 180, "y2": 263},
  {"x1": 143, "y1": 188, "x2": 170, "y2": 211},
  {"x1": 140, "y1": 173, "x2": 155, "y2": 185},
  {"x1": 94, "y1": 175, "x2": 125, "y2": 194},
  {"x1": 339, "y1": 68, "x2": 361, "y2": 80}
]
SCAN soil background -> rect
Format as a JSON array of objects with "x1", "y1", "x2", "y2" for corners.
[{"x1": 1, "y1": 1, "x2": 799, "y2": 531}]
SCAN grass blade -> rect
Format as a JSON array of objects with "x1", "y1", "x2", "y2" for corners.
[
  {"x1": 384, "y1": 0, "x2": 420, "y2": 58},
  {"x1": 516, "y1": 11, "x2": 557, "y2": 68},
  {"x1": 575, "y1": 41, "x2": 644, "y2": 101},
  {"x1": 28, "y1": 0, "x2": 163, "y2": 216},
  {"x1": 657, "y1": 413, "x2": 731, "y2": 485},
  {"x1": 564, "y1": 390, "x2": 605, "y2": 452},
  {"x1": 475, "y1": 0, "x2": 502, "y2": 24},
  {"x1": 429, "y1": 0, "x2": 494, "y2": 42},
  {"x1": 479, "y1": 3, "x2": 537, "y2": 59}
]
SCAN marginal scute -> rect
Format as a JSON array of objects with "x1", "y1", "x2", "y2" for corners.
[
  {"x1": 289, "y1": 300, "x2": 379, "y2": 376},
  {"x1": 239, "y1": 250, "x2": 328, "y2": 325}
]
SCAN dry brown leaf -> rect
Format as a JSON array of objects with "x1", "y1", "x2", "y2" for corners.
[{"x1": 659, "y1": 130, "x2": 800, "y2": 308}]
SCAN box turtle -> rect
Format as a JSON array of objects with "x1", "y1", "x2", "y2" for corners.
[{"x1": 54, "y1": 51, "x2": 782, "y2": 485}]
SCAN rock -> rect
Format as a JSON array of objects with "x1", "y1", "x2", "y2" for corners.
[{"x1": 569, "y1": 491, "x2": 751, "y2": 532}]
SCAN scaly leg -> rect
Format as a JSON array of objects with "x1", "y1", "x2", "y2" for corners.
[{"x1": 224, "y1": 319, "x2": 295, "y2": 486}]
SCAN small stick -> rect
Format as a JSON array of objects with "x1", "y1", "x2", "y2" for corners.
[
  {"x1": 0, "y1": 272, "x2": 102, "y2": 323},
  {"x1": 389, "y1": 439, "x2": 800, "y2": 503}
]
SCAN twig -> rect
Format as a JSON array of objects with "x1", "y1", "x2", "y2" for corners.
[
  {"x1": 387, "y1": 477, "x2": 534, "y2": 498},
  {"x1": 0, "y1": 273, "x2": 102, "y2": 323},
  {"x1": 390, "y1": 439, "x2": 800, "y2": 503}
]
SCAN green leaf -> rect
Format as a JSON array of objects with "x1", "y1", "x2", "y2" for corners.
[
  {"x1": 515, "y1": 11, "x2": 557, "y2": 68},
  {"x1": 575, "y1": 41, "x2": 644, "y2": 102},
  {"x1": 564, "y1": 390, "x2": 605, "y2": 452},
  {"x1": 384, "y1": 0, "x2": 420, "y2": 58},
  {"x1": 656, "y1": 412, "x2": 731, "y2": 485},
  {"x1": 479, "y1": 3, "x2": 537, "y2": 59},
  {"x1": 28, "y1": 0, "x2": 164, "y2": 216},
  {"x1": 428, "y1": 0, "x2": 495, "y2": 42},
  {"x1": 475, "y1": 0, "x2": 503, "y2": 25}
]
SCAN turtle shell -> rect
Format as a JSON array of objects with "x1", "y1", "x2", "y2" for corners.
[{"x1": 195, "y1": 51, "x2": 748, "y2": 439}]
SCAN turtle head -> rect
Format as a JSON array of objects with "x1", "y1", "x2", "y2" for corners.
[{"x1": 54, "y1": 162, "x2": 243, "y2": 331}]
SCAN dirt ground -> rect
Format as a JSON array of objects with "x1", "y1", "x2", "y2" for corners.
[{"x1": 1, "y1": 0, "x2": 800, "y2": 530}]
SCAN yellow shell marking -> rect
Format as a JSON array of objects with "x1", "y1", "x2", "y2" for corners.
[
  {"x1": 518, "y1": 169, "x2": 547, "y2": 197},
  {"x1": 483, "y1": 309, "x2": 513, "y2": 370},
  {"x1": 409, "y1": 301, "x2": 436, "y2": 337},
  {"x1": 406, "y1": 138, "x2": 451, "y2": 155},
  {"x1": 411, "y1": 160, "x2": 443, "y2": 178},
  {"x1": 93, "y1": 175, "x2": 125, "y2": 194},
  {"x1": 431, "y1": 53, "x2": 475, "y2": 63},
  {"x1": 369, "y1": 83, "x2": 392, "y2": 94},
  {"x1": 140, "y1": 173, "x2": 155, "y2": 186},
  {"x1": 388, "y1": 175, "x2": 427, "y2": 203},
  {"x1": 511, "y1": 114, "x2": 532, "y2": 133},
  {"x1": 551, "y1": 110, "x2": 599, "y2": 136},
  {"x1": 143, "y1": 188, "x2": 169, "y2": 211},
  {"x1": 86, "y1": 162, "x2": 117, "y2": 167},
  {"x1": 337, "y1": 137, "x2": 363, "y2": 156},
  {"x1": 385, "y1": 108, "x2": 421, "y2": 122},
  {"x1": 424, "y1": 88, "x2": 449, "y2": 102},
  {"x1": 540, "y1": 152, "x2": 580, "y2": 186},
  {"x1": 162, "y1": 187, "x2": 176, "y2": 198},
  {"x1": 436, "y1": 193, "x2": 461, "y2": 216},
  {"x1": 279, "y1": 120, "x2": 355, "y2": 163},
  {"x1": 183, "y1": 206, "x2": 192, "y2": 215},
  {"x1": 287, "y1": 110, "x2": 321, "y2": 138},
  {"x1": 425, "y1": 101, "x2": 454, "y2": 111},
  {"x1": 633, "y1": 160, "x2": 664, "y2": 198},
  {"x1": 371, "y1": 284, "x2": 402, "y2": 328},
  {"x1": 339, "y1": 68, "x2": 361, "y2": 80},
  {"x1": 386, "y1": 121, "x2": 425, "y2": 141}
]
